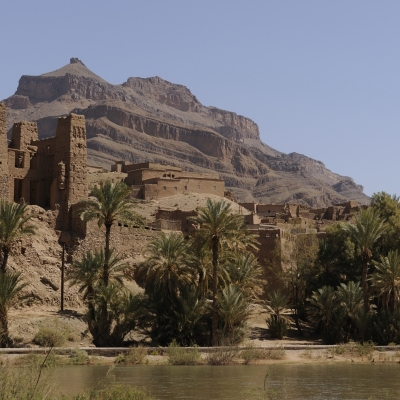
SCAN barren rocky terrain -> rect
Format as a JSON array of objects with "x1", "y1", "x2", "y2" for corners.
[{"x1": 3, "y1": 58, "x2": 369, "y2": 207}]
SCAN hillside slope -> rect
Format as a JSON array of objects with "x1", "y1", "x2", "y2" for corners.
[{"x1": 3, "y1": 58, "x2": 369, "y2": 207}]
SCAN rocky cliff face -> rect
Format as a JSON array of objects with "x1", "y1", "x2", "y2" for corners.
[{"x1": 3, "y1": 58, "x2": 369, "y2": 206}]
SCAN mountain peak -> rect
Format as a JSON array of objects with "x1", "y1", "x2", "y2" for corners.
[{"x1": 40, "y1": 58, "x2": 108, "y2": 83}]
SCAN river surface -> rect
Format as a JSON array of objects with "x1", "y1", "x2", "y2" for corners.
[{"x1": 52, "y1": 364, "x2": 400, "y2": 399}]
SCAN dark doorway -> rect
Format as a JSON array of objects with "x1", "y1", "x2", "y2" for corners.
[
  {"x1": 30, "y1": 181, "x2": 39, "y2": 205},
  {"x1": 14, "y1": 179, "x2": 23, "y2": 202}
]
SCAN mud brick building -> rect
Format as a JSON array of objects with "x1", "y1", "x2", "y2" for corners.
[
  {"x1": 0, "y1": 102, "x2": 87, "y2": 231},
  {"x1": 109, "y1": 161, "x2": 225, "y2": 199}
]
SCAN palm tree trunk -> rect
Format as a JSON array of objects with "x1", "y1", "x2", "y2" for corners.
[
  {"x1": 1, "y1": 247, "x2": 9, "y2": 274},
  {"x1": 104, "y1": 223, "x2": 112, "y2": 286},
  {"x1": 211, "y1": 235, "x2": 219, "y2": 346},
  {"x1": 362, "y1": 261, "x2": 369, "y2": 313},
  {"x1": 293, "y1": 282, "x2": 303, "y2": 336},
  {"x1": 0, "y1": 307, "x2": 9, "y2": 347}
]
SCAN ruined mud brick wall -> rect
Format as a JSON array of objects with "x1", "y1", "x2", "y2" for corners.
[
  {"x1": 71, "y1": 221, "x2": 160, "y2": 265},
  {"x1": 239, "y1": 202, "x2": 257, "y2": 213},
  {"x1": 88, "y1": 171, "x2": 127, "y2": 188},
  {"x1": 7, "y1": 121, "x2": 41, "y2": 203},
  {"x1": 155, "y1": 209, "x2": 197, "y2": 232},
  {"x1": 0, "y1": 103, "x2": 9, "y2": 199},
  {"x1": 256, "y1": 204, "x2": 286, "y2": 216},
  {"x1": 2, "y1": 104, "x2": 88, "y2": 232},
  {"x1": 144, "y1": 177, "x2": 224, "y2": 199}
]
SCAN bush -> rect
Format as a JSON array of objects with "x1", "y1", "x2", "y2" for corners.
[
  {"x1": 241, "y1": 345, "x2": 268, "y2": 364},
  {"x1": 74, "y1": 385, "x2": 154, "y2": 400},
  {"x1": 205, "y1": 346, "x2": 239, "y2": 365},
  {"x1": 115, "y1": 347, "x2": 147, "y2": 365},
  {"x1": 33, "y1": 321, "x2": 72, "y2": 347},
  {"x1": 330, "y1": 341, "x2": 374, "y2": 359},
  {"x1": 266, "y1": 315, "x2": 288, "y2": 339},
  {"x1": 69, "y1": 348, "x2": 90, "y2": 365},
  {"x1": 265, "y1": 345, "x2": 285, "y2": 360},
  {"x1": 167, "y1": 340, "x2": 201, "y2": 365}
]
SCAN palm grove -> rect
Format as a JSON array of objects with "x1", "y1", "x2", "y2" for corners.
[{"x1": 1, "y1": 184, "x2": 400, "y2": 347}]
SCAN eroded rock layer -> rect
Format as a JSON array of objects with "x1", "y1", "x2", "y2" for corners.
[{"x1": 3, "y1": 58, "x2": 369, "y2": 206}]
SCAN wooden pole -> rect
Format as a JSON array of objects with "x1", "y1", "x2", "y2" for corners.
[{"x1": 61, "y1": 243, "x2": 65, "y2": 311}]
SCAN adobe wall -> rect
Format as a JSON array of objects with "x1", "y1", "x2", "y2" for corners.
[
  {"x1": 155, "y1": 209, "x2": 197, "y2": 232},
  {"x1": 50, "y1": 114, "x2": 88, "y2": 230},
  {"x1": 0, "y1": 102, "x2": 9, "y2": 200},
  {"x1": 7, "y1": 122, "x2": 42, "y2": 204},
  {"x1": 244, "y1": 213, "x2": 262, "y2": 225},
  {"x1": 144, "y1": 177, "x2": 224, "y2": 199},
  {"x1": 88, "y1": 171, "x2": 127, "y2": 188},
  {"x1": 239, "y1": 202, "x2": 257, "y2": 213},
  {"x1": 1, "y1": 106, "x2": 88, "y2": 232},
  {"x1": 257, "y1": 204, "x2": 285, "y2": 216}
]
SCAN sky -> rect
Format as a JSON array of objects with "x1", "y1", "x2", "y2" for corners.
[{"x1": 1, "y1": 1, "x2": 399, "y2": 197}]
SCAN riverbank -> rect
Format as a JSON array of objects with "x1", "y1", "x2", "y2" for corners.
[{"x1": 1, "y1": 343, "x2": 399, "y2": 366}]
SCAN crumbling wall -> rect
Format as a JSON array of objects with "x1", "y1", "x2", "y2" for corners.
[{"x1": 0, "y1": 102, "x2": 9, "y2": 200}]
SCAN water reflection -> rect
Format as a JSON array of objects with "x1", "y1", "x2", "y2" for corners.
[{"x1": 53, "y1": 364, "x2": 400, "y2": 399}]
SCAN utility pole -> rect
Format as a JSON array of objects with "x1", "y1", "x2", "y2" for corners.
[{"x1": 60, "y1": 243, "x2": 65, "y2": 311}]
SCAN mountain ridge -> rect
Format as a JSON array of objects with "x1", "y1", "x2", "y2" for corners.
[{"x1": 3, "y1": 58, "x2": 369, "y2": 207}]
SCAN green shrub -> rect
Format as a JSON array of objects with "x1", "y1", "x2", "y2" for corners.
[
  {"x1": 115, "y1": 347, "x2": 147, "y2": 365},
  {"x1": 69, "y1": 348, "x2": 90, "y2": 365},
  {"x1": 266, "y1": 315, "x2": 288, "y2": 339},
  {"x1": 167, "y1": 340, "x2": 201, "y2": 365},
  {"x1": 265, "y1": 345, "x2": 286, "y2": 360},
  {"x1": 241, "y1": 345, "x2": 268, "y2": 364},
  {"x1": 330, "y1": 341, "x2": 374, "y2": 359},
  {"x1": 33, "y1": 321, "x2": 72, "y2": 347},
  {"x1": 74, "y1": 385, "x2": 154, "y2": 400},
  {"x1": 205, "y1": 346, "x2": 239, "y2": 365}
]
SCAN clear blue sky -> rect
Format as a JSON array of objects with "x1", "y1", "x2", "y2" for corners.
[{"x1": 1, "y1": 1, "x2": 399, "y2": 197}]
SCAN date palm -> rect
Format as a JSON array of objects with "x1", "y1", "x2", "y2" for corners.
[
  {"x1": 0, "y1": 200, "x2": 35, "y2": 273},
  {"x1": 308, "y1": 285, "x2": 337, "y2": 332},
  {"x1": 372, "y1": 250, "x2": 400, "y2": 311},
  {"x1": 342, "y1": 208, "x2": 386, "y2": 312},
  {"x1": 77, "y1": 180, "x2": 144, "y2": 286},
  {"x1": 136, "y1": 232, "x2": 192, "y2": 297},
  {"x1": 225, "y1": 253, "x2": 264, "y2": 299},
  {"x1": 336, "y1": 281, "x2": 363, "y2": 342},
  {"x1": 67, "y1": 248, "x2": 128, "y2": 326},
  {"x1": 190, "y1": 199, "x2": 252, "y2": 345},
  {"x1": 217, "y1": 284, "x2": 251, "y2": 343},
  {"x1": 0, "y1": 271, "x2": 27, "y2": 347}
]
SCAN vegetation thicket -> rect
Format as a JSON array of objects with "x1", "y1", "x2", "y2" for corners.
[
  {"x1": 70, "y1": 185, "x2": 400, "y2": 347},
  {"x1": 284, "y1": 191, "x2": 400, "y2": 345},
  {"x1": 71, "y1": 180, "x2": 146, "y2": 347},
  {"x1": 0, "y1": 199, "x2": 35, "y2": 347},
  {"x1": 5, "y1": 180, "x2": 400, "y2": 349},
  {"x1": 137, "y1": 198, "x2": 261, "y2": 346}
]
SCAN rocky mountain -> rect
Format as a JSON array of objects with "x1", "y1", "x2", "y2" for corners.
[{"x1": 3, "y1": 58, "x2": 369, "y2": 206}]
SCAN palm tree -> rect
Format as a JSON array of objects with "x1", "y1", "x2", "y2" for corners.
[
  {"x1": 217, "y1": 285, "x2": 251, "y2": 344},
  {"x1": 67, "y1": 248, "x2": 127, "y2": 324},
  {"x1": 264, "y1": 291, "x2": 292, "y2": 339},
  {"x1": 372, "y1": 250, "x2": 400, "y2": 311},
  {"x1": 0, "y1": 200, "x2": 35, "y2": 273},
  {"x1": 342, "y1": 208, "x2": 387, "y2": 312},
  {"x1": 77, "y1": 180, "x2": 144, "y2": 286},
  {"x1": 225, "y1": 253, "x2": 264, "y2": 299},
  {"x1": 308, "y1": 285, "x2": 337, "y2": 332},
  {"x1": 190, "y1": 199, "x2": 253, "y2": 345},
  {"x1": 336, "y1": 281, "x2": 364, "y2": 342},
  {"x1": 67, "y1": 248, "x2": 132, "y2": 346},
  {"x1": 136, "y1": 232, "x2": 192, "y2": 297},
  {"x1": 187, "y1": 245, "x2": 230, "y2": 297},
  {"x1": 0, "y1": 271, "x2": 27, "y2": 347}
]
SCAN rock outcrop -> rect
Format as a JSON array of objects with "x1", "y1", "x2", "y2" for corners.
[{"x1": 3, "y1": 59, "x2": 370, "y2": 206}]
